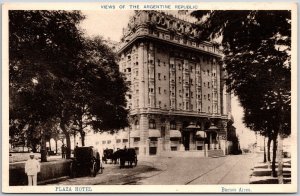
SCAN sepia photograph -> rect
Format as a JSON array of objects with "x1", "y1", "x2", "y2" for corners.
[{"x1": 2, "y1": 2, "x2": 297, "y2": 193}]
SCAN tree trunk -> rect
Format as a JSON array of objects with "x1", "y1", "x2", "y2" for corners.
[
  {"x1": 277, "y1": 133, "x2": 284, "y2": 184},
  {"x1": 263, "y1": 136, "x2": 266, "y2": 163},
  {"x1": 49, "y1": 140, "x2": 52, "y2": 151},
  {"x1": 60, "y1": 123, "x2": 71, "y2": 159},
  {"x1": 271, "y1": 131, "x2": 278, "y2": 177},
  {"x1": 267, "y1": 136, "x2": 271, "y2": 162},
  {"x1": 40, "y1": 133, "x2": 47, "y2": 162},
  {"x1": 80, "y1": 131, "x2": 85, "y2": 146},
  {"x1": 55, "y1": 138, "x2": 58, "y2": 154}
]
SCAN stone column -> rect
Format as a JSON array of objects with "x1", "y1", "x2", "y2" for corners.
[
  {"x1": 204, "y1": 144, "x2": 208, "y2": 157},
  {"x1": 140, "y1": 114, "x2": 149, "y2": 156},
  {"x1": 157, "y1": 138, "x2": 163, "y2": 156},
  {"x1": 209, "y1": 133, "x2": 213, "y2": 150},
  {"x1": 145, "y1": 139, "x2": 150, "y2": 156},
  {"x1": 143, "y1": 42, "x2": 149, "y2": 108},
  {"x1": 189, "y1": 131, "x2": 195, "y2": 151},
  {"x1": 165, "y1": 120, "x2": 171, "y2": 151},
  {"x1": 220, "y1": 139, "x2": 226, "y2": 155},
  {"x1": 138, "y1": 42, "x2": 145, "y2": 108}
]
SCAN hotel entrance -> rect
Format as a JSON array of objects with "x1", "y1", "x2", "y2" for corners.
[{"x1": 182, "y1": 131, "x2": 190, "y2": 151}]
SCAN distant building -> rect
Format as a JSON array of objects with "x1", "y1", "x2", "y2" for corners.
[{"x1": 101, "y1": 11, "x2": 232, "y2": 156}]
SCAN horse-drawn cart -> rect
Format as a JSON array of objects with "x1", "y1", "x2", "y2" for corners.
[
  {"x1": 69, "y1": 146, "x2": 103, "y2": 178},
  {"x1": 115, "y1": 148, "x2": 138, "y2": 168}
]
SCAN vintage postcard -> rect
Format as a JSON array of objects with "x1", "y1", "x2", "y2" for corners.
[{"x1": 2, "y1": 2, "x2": 297, "y2": 193}]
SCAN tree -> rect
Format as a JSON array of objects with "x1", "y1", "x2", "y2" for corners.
[
  {"x1": 191, "y1": 11, "x2": 291, "y2": 182},
  {"x1": 9, "y1": 10, "x2": 85, "y2": 160},
  {"x1": 9, "y1": 11, "x2": 129, "y2": 160},
  {"x1": 68, "y1": 36, "x2": 129, "y2": 146}
]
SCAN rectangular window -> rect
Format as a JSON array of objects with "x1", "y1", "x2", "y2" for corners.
[
  {"x1": 164, "y1": 75, "x2": 167, "y2": 80},
  {"x1": 158, "y1": 73, "x2": 161, "y2": 80},
  {"x1": 171, "y1": 146, "x2": 177, "y2": 151},
  {"x1": 208, "y1": 94, "x2": 210, "y2": 100},
  {"x1": 134, "y1": 138, "x2": 140, "y2": 142},
  {"x1": 208, "y1": 82, "x2": 210, "y2": 88},
  {"x1": 123, "y1": 139, "x2": 128, "y2": 143},
  {"x1": 158, "y1": 87, "x2": 161, "y2": 94}
]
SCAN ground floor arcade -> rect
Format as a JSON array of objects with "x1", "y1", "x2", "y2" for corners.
[{"x1": 99, "y1": 113, "x2": 230, "y2": 157}]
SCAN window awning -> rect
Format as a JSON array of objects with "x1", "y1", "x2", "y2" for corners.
[
  {"x1": 196, "y1": 131, "x2": 207, "y2": 138},
  {"x1": 148, "y1": 129, "x2": 161, "y2": 138},
  {"x1": 208, "y1": 123, "x2": 219, "y2": 131},
  {"x1": 170, "y1": 130, "x2": 181, "y2": 138},
  {"x1": 130, "y1": 131, "x2": 140, "y2": 138}
]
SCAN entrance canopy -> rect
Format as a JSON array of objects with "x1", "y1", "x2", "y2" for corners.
[
  {"x1": 149, "y1": 129, "x2": 161, "y2": 138},
  {"x1": 185, "y1": 123, "x2": 201, "y2": 130},
  {"x1": 170, "y1": 130, "x2": 181, "y2": 138},
  {"x1": 206, "y1": 123, "x2": 219, "y2": 132}
]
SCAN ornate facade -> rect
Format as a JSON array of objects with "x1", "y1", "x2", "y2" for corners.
[{"x1": 117, "y1": 11, "x2": 232, "y2": 156}]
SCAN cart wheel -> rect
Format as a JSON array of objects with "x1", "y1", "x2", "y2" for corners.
[
  {"x1": 90, "y1": 162, "x2": 97, "y2": 177},
  {"x1": 70, "y1": 162, "x2": 76, "y2": 178}
]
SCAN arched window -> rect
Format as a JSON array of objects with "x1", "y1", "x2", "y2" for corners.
[
  {"x1": 170, "y1": 121, "x2": 176, "y2": 130},
  {"x1": 135, "y1": 120, "x2": 139, "y2": 130},
  {"x1": 149, "y1": 119, "x2": 156, "y2": 129}
]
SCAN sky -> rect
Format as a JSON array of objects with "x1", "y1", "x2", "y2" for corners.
[{"x1": 79, "y1": 10, "x2": 258, "y2": 148}]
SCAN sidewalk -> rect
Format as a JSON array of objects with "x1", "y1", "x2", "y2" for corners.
[{"x1": 249, "y1": 158, "x2": 291, "y2": 184}]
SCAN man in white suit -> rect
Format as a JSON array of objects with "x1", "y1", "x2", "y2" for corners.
[{"x1": 25, "y1": 152, "x2": 40, "y2": 186}]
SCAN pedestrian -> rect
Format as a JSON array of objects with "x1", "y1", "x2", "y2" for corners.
[
  {"x1": 25, "y1": 152, "x2": 40, "y2": 186},
  {"x1": 61, "y1": 144, "x2": 66, "y2": 159}
]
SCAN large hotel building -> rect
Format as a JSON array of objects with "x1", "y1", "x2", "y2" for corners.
[{"x1": 99, "y1": 11, "x2": 233, "y2": 157}]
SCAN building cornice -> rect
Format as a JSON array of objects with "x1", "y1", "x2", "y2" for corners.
[
  {"x1": 129, "y1": 108, "x2": 228, "y2": 120},
  {"x1": 118, "y1": 34, "x2": 222, "y2": 58}
]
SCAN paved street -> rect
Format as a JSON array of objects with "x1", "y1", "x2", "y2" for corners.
[
  {"x1": 49, "y1": 153, "x2": 260, "y2": 185},
  {"x1": 136, "y1": 153, "x2": 260, "y2": 185}
]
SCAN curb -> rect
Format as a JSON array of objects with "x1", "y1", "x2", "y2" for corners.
[{"x1": 38, "y1": 176, "x2": 70, "y2": 185}]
